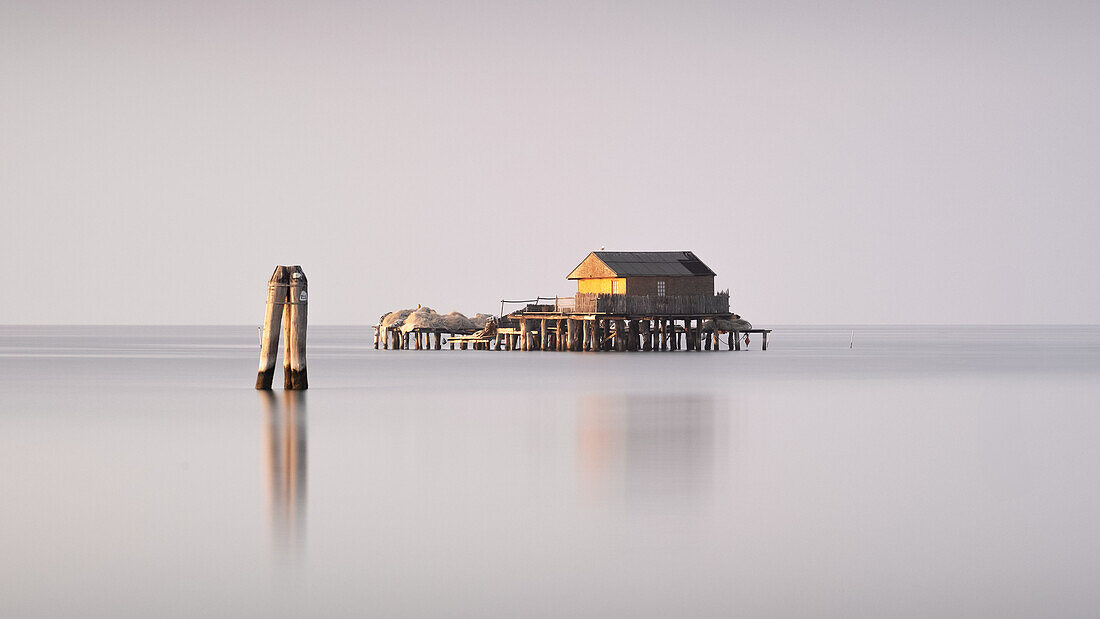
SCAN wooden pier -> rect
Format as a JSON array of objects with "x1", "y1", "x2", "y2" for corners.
[
  {"x1": 373, "y1": 250, "x2": 770, "y2": 353},
  {"x1": 374, "y1": 293, "x2": 770, "y2": 352}
]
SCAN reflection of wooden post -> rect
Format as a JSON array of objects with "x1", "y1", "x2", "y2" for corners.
[
  {"x1": 285, "y1": 266, "x2": 308, "y2": 390},
  {"x1": 256, "y1": 266, "x2": 289, "y2": 389},
  {"x1": 262, "y1": 390, "x2": 308, "y2": 556}
]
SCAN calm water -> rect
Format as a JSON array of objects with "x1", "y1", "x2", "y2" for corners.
[{"x1": 2, "y1": 325, "x2": 1099, "y2": 617}]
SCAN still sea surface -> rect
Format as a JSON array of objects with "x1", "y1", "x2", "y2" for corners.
[{"x1": 2, "y1": 325, "x2": 1099, "y2": 618}]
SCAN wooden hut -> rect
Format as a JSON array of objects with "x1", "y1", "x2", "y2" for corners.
[
  {"x1": 375, "y1": 249, "x2": 770, "y2": 352},
  {"x1": 566, "y1": 251, "x2": 716, "y2": 297}
]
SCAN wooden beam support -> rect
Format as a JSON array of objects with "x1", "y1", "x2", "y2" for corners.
[{"x1": 255, "y1": 266, "x2": 288, "y2": 389}]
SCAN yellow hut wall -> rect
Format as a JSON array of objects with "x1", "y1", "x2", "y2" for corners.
[{"x1": 577, "y1": 278, "x2": 627, "y2": 294}]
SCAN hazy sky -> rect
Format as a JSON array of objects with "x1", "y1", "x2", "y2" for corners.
[{"x1": 2, "y1": 0, "x2": 1098, "y2": 324}]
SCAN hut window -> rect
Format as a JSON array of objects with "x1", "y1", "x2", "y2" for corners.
[
  {"x1": 657, "y1": 280, "x2": 666, "y2": 296},
  {"x1": 612, "y1": 280, "x2": 620, "y2": 294}
]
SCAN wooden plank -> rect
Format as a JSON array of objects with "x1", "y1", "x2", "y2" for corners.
[
  {"x1": 255, "y1": 266, "x2": 288, "y2": 389},
  {"x1": 284, "y1": 266, "x2": 307, "y2": 389}
]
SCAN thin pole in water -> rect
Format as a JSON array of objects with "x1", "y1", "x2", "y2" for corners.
[{"x1": 850, "y1": 331, "x2": 854, "y2": 349}]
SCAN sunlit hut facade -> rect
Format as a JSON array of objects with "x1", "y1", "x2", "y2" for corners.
[{"x1": 567, "y1": 251, "x2": 716, "y2": 296}]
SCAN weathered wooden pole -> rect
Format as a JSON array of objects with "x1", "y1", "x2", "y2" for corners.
[
  {"x1": 540, "y1": 319, "x2": 549, "y2": 351},
  {"x1": 284, "y1": 266, "x2": 308, "y2": 390},
  {"x1": 256, "y1": 266, "x2": 289, "y2": 389},
  {"x1": 520, "y1": 319, "x2": 530, "y2": 351}
]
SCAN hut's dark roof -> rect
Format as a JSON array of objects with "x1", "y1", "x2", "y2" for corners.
[{"x1": 590, "y1": 251, "x2": 716, "y2": 277}]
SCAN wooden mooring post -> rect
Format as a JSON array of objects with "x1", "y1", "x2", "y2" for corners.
[{"x1": 255, "y1": 265, "x2": 308, "y2": 390}]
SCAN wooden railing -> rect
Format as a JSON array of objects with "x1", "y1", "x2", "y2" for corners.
[
  {"x1": 574, "y1": 292, "x2": 729, "y2": 315},
  {"x1": 553, "y1": 296, "x2": 576, "y2": 312}
]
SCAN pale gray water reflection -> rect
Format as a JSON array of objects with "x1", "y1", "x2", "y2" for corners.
[
  {"x1": 260, "y1": 391, "x2": 307, "y2": 559},
  {"x1": 577, "y1": 395, "x2": 720, "y2": 505},
  {"x1": 3, "y1": 326, "x2": 1100, "y2": 617}
]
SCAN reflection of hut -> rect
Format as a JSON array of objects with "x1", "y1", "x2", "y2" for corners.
[{"x1": 577, "y1": 395, "x2": 718, "y2": 504}]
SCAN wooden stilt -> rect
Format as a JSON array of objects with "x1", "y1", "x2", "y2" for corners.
[
  {"x1": 256, "y1": 266, "x2": 288, "y2": 389},
  {"x1": 283, "y1": 266, "x2": 307, "y2": 389}
]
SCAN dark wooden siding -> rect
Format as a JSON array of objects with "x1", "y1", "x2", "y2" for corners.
[
  {"x1": 624, "y1": 276, "x2": 714, "y2": 296},
  {"x1": 575, "y1": 292, "x2": 729, "y2": 315}
]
